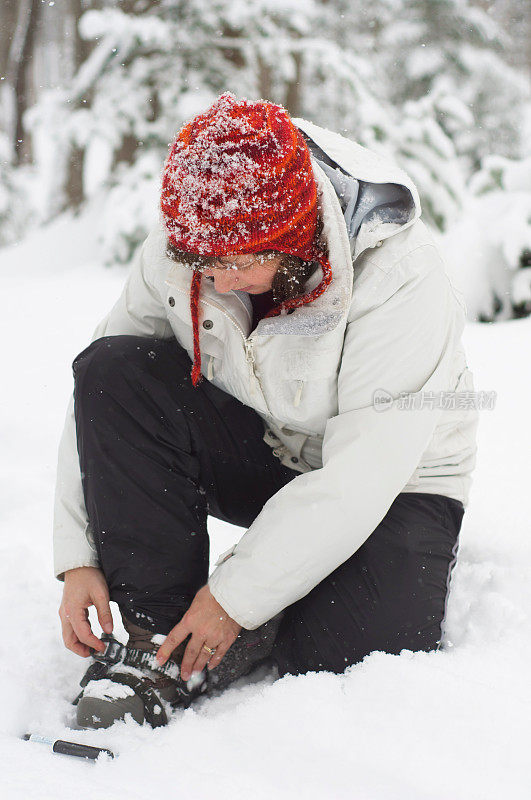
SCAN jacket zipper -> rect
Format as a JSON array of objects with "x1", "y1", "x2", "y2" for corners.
[
  {"x1": 244, "y1": 338, "x2": 256, "y2": 386},
  {"x1": 165, "y1": 283, "x2": 269, "y2": 408},
  {"x1": 201, "y1": 303, "x2": 267, "y2": 405}
]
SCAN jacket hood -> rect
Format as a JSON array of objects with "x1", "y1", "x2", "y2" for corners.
[
  {"x1": 294, "y1": 118, "x2": 421, "y2": 260},
  {"x1": 246, "y1": 120, "x2": 421, "y2": 337}
]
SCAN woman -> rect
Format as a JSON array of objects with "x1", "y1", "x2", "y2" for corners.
[{"x1": 54, "y1": 93, "x2": 478, "y2": 729}]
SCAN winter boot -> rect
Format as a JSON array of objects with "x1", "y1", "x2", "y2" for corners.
[
  {"x1": 206, "y1": 612, "x2": 284, "y2": 693},
  {"x1": 74, "y1": 618, "x2": 206, "y2": 730}
]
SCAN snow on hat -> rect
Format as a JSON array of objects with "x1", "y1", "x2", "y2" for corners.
[{"x1": 160, "y1": 92, "x2": 332, "y2": 386}]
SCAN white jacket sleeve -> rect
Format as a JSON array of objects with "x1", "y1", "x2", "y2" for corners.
[
  {"x1": 208, "y1": 251, "x2": 465, "y2": 629},
  {"x1": 53, "y1": 235, "x2": 173, "y2": 579}
]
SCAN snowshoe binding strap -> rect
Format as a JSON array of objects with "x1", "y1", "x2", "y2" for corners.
[{"x1": 90, "y1": 634, "x2": 181, "y2": 680}]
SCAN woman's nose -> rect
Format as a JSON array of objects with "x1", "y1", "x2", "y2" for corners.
[{"x1": 212, "y1": 270, "x2": 238, "y2": 293}]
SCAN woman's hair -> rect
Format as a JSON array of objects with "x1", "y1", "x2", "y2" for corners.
[{"x1": 165, "y1": 215, "x2": 328, "y2": 305}]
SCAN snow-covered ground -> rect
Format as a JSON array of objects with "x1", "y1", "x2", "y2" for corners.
[{"x1": 1, "y1": 213, "x2": 529, "y2": 800}]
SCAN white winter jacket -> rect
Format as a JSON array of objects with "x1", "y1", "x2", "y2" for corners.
[{"x1": 53, "y1": 119, "x2": 479, "y2": 629}]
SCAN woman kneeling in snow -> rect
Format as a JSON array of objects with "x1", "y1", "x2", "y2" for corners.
[{"x1": 54, "y1": 93, "x2": 478, "y2": 729}]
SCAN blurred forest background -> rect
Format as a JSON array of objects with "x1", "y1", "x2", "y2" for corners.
[{"x1": 1, "y1": 0, "x2": 530, "y2": 321}]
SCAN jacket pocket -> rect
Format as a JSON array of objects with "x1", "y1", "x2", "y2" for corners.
[
  {"x1": 277, "y1": 348, "x2": 339, "y2": 411},
  {"x1": 279, "y1": 348, "x2": 339, "y2": 380},
  {"x1": 421, "y1": 366, "x2": 478, "y2": 467}
]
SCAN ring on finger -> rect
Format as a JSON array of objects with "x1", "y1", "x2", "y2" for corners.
[{"x1": 202, "y1": 644, "x2": 216, "y2": 656}]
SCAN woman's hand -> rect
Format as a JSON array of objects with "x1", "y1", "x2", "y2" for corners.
[
  {"x1": 156, "y1": 585, "x2": 241, "y2": 680},
  {"x1": 59, "y1": 566, "x2": 113, "y2": 657}
]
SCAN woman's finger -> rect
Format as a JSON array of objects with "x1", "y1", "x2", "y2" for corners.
[
  {"x1": 189, "y1": 643, "x2": 218, "y2": 678},
  {"x1": 66, "y1": 633, "x2": 91, "y2": 658},
  {"x1": 60, "y1": 614, "x2": 91, "y2": 657},
  {"x1": 93, "y1": 594, "x2": 113, "y2": 634},
  {"x1": 179, "y1": 634, "x2": 205, "y2": 681},
  {"x1": 208, "y1": 639, "x2": 235, "y2": 670},
  {"x1": 207, "y1": 639, "x2": 232, "y2": 670},
  {"x1": 69, "y1": 606, "x2": 104, "y2": 651},
  {"x1": 157, "y1": 619, "x2": 190, "y2": 665}
]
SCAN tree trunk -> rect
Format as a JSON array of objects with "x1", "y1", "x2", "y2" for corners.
[
  {"x1": 0, "y1": 2, "x2": 19, "y2": 79},
  {"x1": 64, "y1": 0, "x2": 93, "y2": 209},
  {"x1": 284, "y1": 50, "x2": 303, "y2": 117},
  {"x1": 4, "y1": 0, "x2": 40, "y2": 164},
  {"x1": 257, "y1": 52, "x2": 273, "y2": 101}
]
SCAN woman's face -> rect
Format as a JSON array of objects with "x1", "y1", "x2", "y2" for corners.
[{"x1": 202, "y1": 253, "x2": 284, "y2": 294}]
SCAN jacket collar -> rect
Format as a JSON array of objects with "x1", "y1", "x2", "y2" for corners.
[{"x1": 255, "y1": 158, "x2": 353, "y2": 336}]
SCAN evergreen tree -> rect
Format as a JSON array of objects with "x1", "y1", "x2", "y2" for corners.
[
  {"x1": 378, "y1": 0, "x2": 529, "y2": 170},
  {"x1": 19, "y1": 0, "x2": 531, "y2": 263}
]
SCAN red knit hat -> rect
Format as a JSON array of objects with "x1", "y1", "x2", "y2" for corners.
[{"x1": 160, "y1": 92, "x2": 332, "y2": 386}]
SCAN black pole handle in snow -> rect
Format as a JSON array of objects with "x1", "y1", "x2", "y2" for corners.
[
  {"x1": 23, "y1": 733, "x2": 114, "y2": 761},
  {"x1": 52, "y1": 739, "x2": 114, "y2": 760}
]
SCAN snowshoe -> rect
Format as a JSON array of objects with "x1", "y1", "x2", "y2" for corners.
[
  {"x1": 74, "y1": 622, "x2": 206, "y2": 730},
  {"x1": 74, "y1": 612, "x2": 284, "y2": 729}
]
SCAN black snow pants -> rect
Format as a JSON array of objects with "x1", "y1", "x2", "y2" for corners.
[{"x1": 72, "y1": 334, "x2": 465, "y2": 677}]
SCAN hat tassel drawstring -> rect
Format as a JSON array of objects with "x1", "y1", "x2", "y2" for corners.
[{"x1": 190, "y1": 271, "x2": 203, "y2": 387}]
